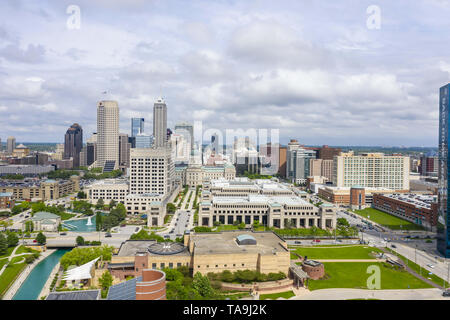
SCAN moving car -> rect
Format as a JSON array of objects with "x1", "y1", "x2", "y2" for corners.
[
  {"x1": 294, "y1": 241, "x2": 302, "y2": 244},
  {"x1": 427, "y1": 264, "x2": 435, "y2": 269},
  {"x1": 60, "y1": 232, "x2": 67, "y2": 236},
  {"x1": 105, "y1": 232, "x2": 112, "y2": 237},
  {"x1": 443, "y1": 290, "x2": 450, "y2": 297},
  {"x1": 313, "y1": 239, "x2": 321, "y2": 243},
  {"x1": 391, "y1": 244, "x2": 397, "y2": 248}
]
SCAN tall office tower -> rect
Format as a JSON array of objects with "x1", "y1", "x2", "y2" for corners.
[
  {"x1": 153, "y1": 97, "x2": 167, "y2": 148},
  {"x1": 64, "y1": 123, "x2": 83, "y2": 168},
  {"x1": 259, "y1": 142, "x2": 281, "y2": 176},
  {"x1": 438, "y1": 83, "x2": 450, "y2": 257},
  {"x1": 278, "y1": 146, "x2": 287, "y2": 177},
  {"x1": 419, "y1": 154, "x2": 438, "y2": 177},
  {"x1": 170, "y1": 133, "x2": 190, "y2": 163},
  {"x1": 135, "y1": 133, "x2": 153, "y2": 148},
  {"x1": 174, "y1": 122, "x2": 194, "y2": 152},
  {"x1": 286, "y1": 139, "x2": 316, "y2": 183},
  {"x1": 130, "y1": 147, "x2": 175, "y2": 196},
  {"x1": 96, "y1": 101, "x2": 119, "y2": 171},
  {"x1": 85, "y1": 133, "x2": 97, "y2": 166},
  {"x1": 333, "y1": 151, "x2": 410, "y2": 190},
  {"x1": 131, "y1": 118, "x2": 145, "y2": 137},
  {"x1": 318, "y1": 145, "x2": 341, "y2": 160},
  {"x1": 119, "y1": 133, "x2": 131, "y2": 169},
  {"x1": 7, "y1": 136, "x2": 16, "y2": 154}
]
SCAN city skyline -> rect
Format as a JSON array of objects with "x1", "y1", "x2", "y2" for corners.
[{"x1": 1, "y1": 1, "x2": 450, "y2": 146}]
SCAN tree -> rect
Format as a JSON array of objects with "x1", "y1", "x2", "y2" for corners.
[
  {"x1": 76, "y1": 236, "x2": 85, "y2": 246},
  {"x1": 95, "y1": 212, "x2": 103, "y2": 231},
  {"x1": 31, "y1": 202, "x2": 46, "y2": 214},
  {"x1": 77, "y1": 191, "x2": 87, "y2": 199},
  {"x1": 337, "y1": 218, "x2": 350, "y2": 228},
  {"x1": 98, "y1": 270, "x2": 113, "y2": 298},
  {"x1": 192, "y1": 272, "x2": 215, "y2": 298},
  {"x1": 25, "y1": 221, "x2": 34, "y2": 232},
  {"x1": 6, "y1": 232, "x2": 19, "y2": 247},
  {"x1": 109, "y1": 199, "x2": 117, "y2": 209},
  {"x1": 95, "y1": 199, "x2": 104, "y2": 210},
  {"x1": 0, "y1": 233, "x2": 8, "y2": 255},
  {"x1": 36, "y1": 232, "x2": 46, "y2": 245},
  {"x1": 167, "y1": 203, "x2": 176, "y2": 214}
]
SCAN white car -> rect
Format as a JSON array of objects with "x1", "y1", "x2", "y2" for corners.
[{"x1": 427, "y1": 264, "x2": 435, "y2": 269}]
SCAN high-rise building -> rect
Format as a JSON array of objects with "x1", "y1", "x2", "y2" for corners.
[
  {"x1": 333, "y1": 151, "x2": 410, "y2": 190},
  {"x1": 135, "y1": 133, "x2": 153, "y2": 149},
  {"x1": 153, "y1": 97, "x2": 167, "y2": 148},
  {"x1": 278, "y1": 146, "x2": 287, "y2": 178},
  {"x1": 0, "y1": 138, "x2": 2, "y2": 152},
  {"x1": 119, "y1": 133, "x2": 131, "y2": 169},
  {"x1": 318, "y1": 145, "x2": 341, "y2": 160},
  {"x1": 64, "y1": 123, "x2": 83, "y2": 168},
  {"x1": 7, "y1": 136, "x2": 16, "y2": 154},
  {"x1": 131, "y1": 118, "x2": 145, "y2": 137},
  {"x1": 438, "y1": 83, "x2": 450, "y2": 257},
  {"x1": 286, "y1": 139, "x2": 316, "y2": 184},
  {"x1": 130, "y1": 147, "x2": 175, "y2": 196},
  {"x1": 96, "y1": 100, "x2": 119, "y2": 171},
  {"x1": 174, "y1": 122, "x2": 194, "y2": 152},
  {"x1": 419, "y1": 155, "x2": 438, "y2": 177}
]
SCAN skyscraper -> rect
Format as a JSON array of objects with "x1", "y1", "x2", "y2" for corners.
[
  {"x1": 135, "y1": 133, "x2": 153, "y2": 148},
  {"x1": 64, "y1": 123, "x2": 83, "y2": 168},
  {"x1": 7, "y1": 136, "x2": 15, "y2": 154},
  {"x1": 286, "y1": 139, "x2": 316, "y2": 184},
  {"x1": 131, "y1": 118, "x2": 145, "y2": 137},
  {"x1": 153, "y1": 97, "x2": 167, "y2": 148},
  {"x1": 119, "y1": 133, "x2": 131, "y2": 169},
  {"x1": 438, "y1": 83, "x2": 450, "y2": 258},
  {"x1": 96, "y1": 100, "x2": 119, "y2": 171}
]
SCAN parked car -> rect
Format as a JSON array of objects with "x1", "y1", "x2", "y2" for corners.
[
  {"x1": 427, "y1": 264, "x2": 435, "y2": 269},
  {"x1": 164, "y1": 235, "x2": 170, "y2": 239},
  {"x1": 313, "y1": 239, "x2": 321, "y2": 243},
  {"x1": 294, "y1": 241, "x2": 302, "y2": 244},
  {"x1": 391, "y1": 244, "x2": 397, "y2": 248},
  {"x1": 105, "y1": 232, "x2": 112, "y2": 237},
  {"x1": 135, "y1": 227, "x2": 139, "y2": 232},
  {"x1": 443, "y1": 290, "x2": 450, "y2": 297},
  {"x1": 176, "y1": 234, "x2": 182, "y2": 237},
  {"x1": 33, "y1": 239, "x2": 37, "y2": 243},
  {"x1": 60, "y1": 232, "x2": 67, "y2": 236}
]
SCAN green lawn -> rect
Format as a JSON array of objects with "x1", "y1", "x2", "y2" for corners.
[
  {"x1": 291, "y1": 245, "x2": 383, "y2": 260},
  {"x1": 15, "y1": 245, "x2": 37, "y2": 255},
  {"x1": 306, "y1": 262, "x2": 433, "y2": 291},
  {"x1": 0, "y1": 259, "x2": 27, "y2": 298},
  {"x1": 260, "y1": 290, "x2": 295, "y2": 300},
  {"x1": 353, "y1": 208, "x2": 425, "y2": 231},
  {"x1": 59, "y1": 212, "x2": 76, "y2": 220},
  {"x1": 385, "y1": 248, "x2": 447, "y2": 288},
  {"x1": 0, "y1": 246, "x2": 16, "y2": 260}
]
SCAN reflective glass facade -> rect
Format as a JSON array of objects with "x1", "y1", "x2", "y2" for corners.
[
  {"x1": 438, "y1": 84, "x2": 450, "y2": 257},
  {"x1": 131, "y1": 118, "x2": 144, "y2": 137}
]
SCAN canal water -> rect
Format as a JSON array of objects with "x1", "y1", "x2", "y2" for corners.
[{"x1": 13, "y1": 249, "x2": 70, "y2": 300}]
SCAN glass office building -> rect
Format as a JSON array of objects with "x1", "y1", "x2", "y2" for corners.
[
  {"x1": 438, "y1": 83, "x2": 450, "y2": 258},
  {"x1": 135, "y1": 133, "x2": 153, "y2": 149},
  {"x1": 131, "y1": 118, "x2": 145, "y2": 137}
]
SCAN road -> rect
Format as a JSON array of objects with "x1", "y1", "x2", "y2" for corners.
[
  {"x1": 292, "y1": 288, "x2": 447, "y2": 300},
  {"x1": 161, "y1": 187, "x2": 196, "y2": 240}
]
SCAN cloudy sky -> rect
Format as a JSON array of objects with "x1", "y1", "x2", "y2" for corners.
[{"x1": 0, "y1": 0, "x2": 449, "y2": 147}]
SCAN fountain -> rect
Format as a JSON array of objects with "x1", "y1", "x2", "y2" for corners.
[{"x1": 86, "y1": 216, "x2": 93, "y2": 226}]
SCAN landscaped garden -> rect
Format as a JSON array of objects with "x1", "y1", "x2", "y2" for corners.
[
  {"x1": 259, "y1": 290, "x2": 295, "y2": 300},
  {"x1": 353, "y1": 208, "x2": 425, "y2": 231},
  {"x1": 305, "y1": 262, "x2": 433, "y2": 291}
]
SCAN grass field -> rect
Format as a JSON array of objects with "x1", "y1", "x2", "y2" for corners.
[
  {"x1": 306, "y1": 262, "x2": 433, "y2": 291},
  {"x1": 353, "y1": 208, "x2": 425, "y2": 231},
  {"x1": 260, "y1": 290, "x2": 295, "y2": 300},
  {"x1": 291, "y1": 245, "x2": 383, "y2": 260},
  {"x1": 0, "y1": 247, "x2": 15, "y2": 260},
  {"x1": 0, "y1": 258, "x2": 27, "y2": 298},
  {"x1": 385, "y1": 248, "x2": 447, "y2": 288}
]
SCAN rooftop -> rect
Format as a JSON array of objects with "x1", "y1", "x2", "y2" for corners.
[{"x1": 191, "y1": 231, "x2": 288, "y2": 255}]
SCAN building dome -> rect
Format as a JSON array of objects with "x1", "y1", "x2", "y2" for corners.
[{"x1": 236, "y1": 234, "x2": 257, "y2": 245}]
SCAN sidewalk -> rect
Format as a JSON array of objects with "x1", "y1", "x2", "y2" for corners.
[
  {"x1": 2, "y1": 249, "x2": 56, "y2": 300},
  {"x1": 38, "y1": 262, "x2": 60, "y2": 300}
]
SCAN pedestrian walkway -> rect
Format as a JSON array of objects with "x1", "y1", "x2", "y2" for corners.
[{"x1": 2, "y1": 249, "x2": 56, "y2": 300}]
